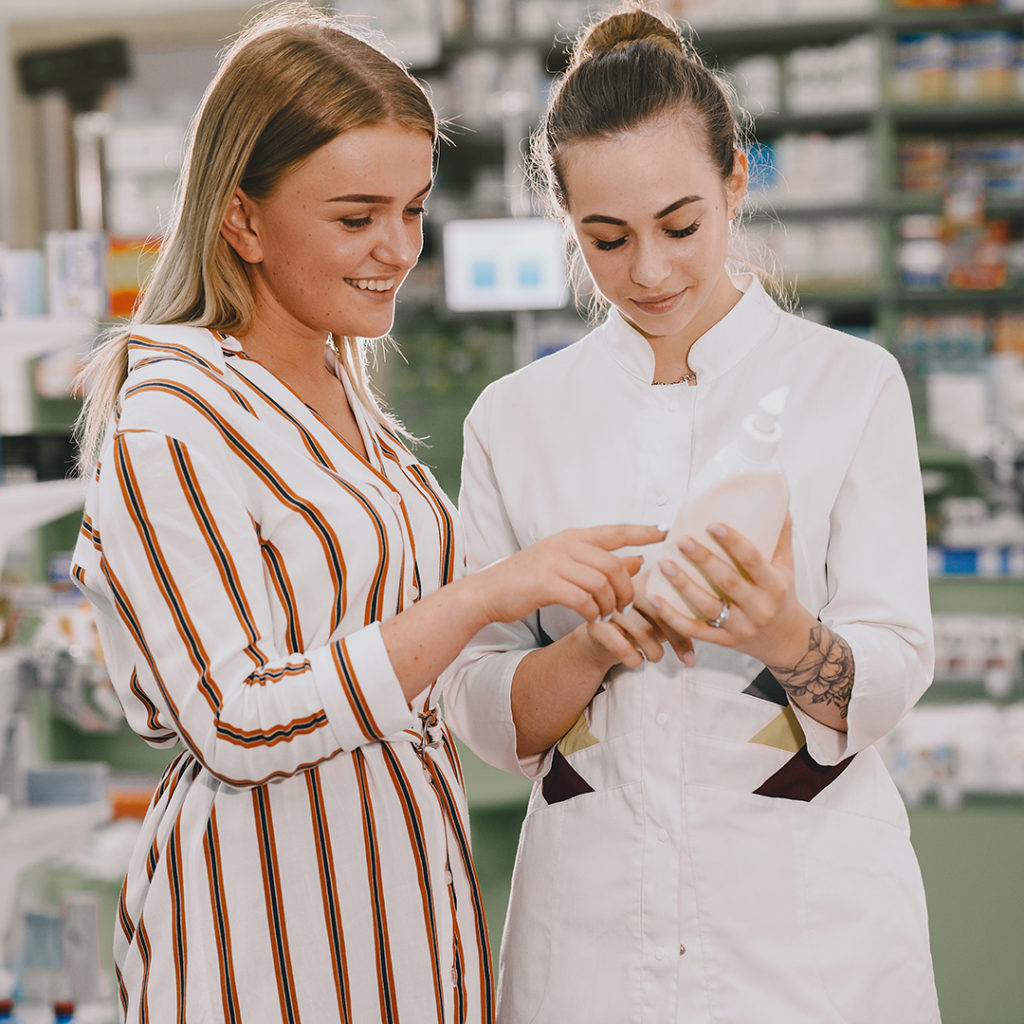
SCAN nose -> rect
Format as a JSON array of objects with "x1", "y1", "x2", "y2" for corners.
[
  {"x1": 629, "y1": 237, "x2": 671, "y2": 290},
  {"x1": 373, "y1": 215, "x2": 422, "y2": 271}
]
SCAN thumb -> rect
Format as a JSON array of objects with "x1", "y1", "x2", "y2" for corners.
[{"x1": 623, "y1": 554, "x2": 645, "y2": 577}]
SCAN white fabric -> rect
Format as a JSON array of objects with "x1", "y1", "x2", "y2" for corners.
[
  {"x1": 73, "y1": 324, "x2": 491, "y2": 1024},
  {"x1": 443, "y1": 276, "x2": 939, "y2": 1024}
]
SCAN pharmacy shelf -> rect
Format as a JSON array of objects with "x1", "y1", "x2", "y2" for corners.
[
  {"x1": 754, "y1": 110, "x2": 875, "y2": 135},
  {"x1": 694, "y1": 6, "x2": 1022, "y2": 51},
  {"x1": 929, "y1": 577, "x2": 1024, "y2": 616},
  {"x1": 0, "y1": 477, "x2": 88, "y2": 573},
  {"x1": 885, "y1": 8, "x2": 1024, "y2": 32},
  {"x1": 0, "y1": 317, "x2": 95, "y2": 435},
  {"x1": 0, "y1": 800, "x2": 110, "y2": 967},
  {"x1": 890, "y1": 102, "x2": 1024, "y2": 131},
  {"x1": 895, "y1": 287, "x2": 1024, "y2": 310},
  {"x1": 692, "y1": 15, "x2": 874, "y2": 53}
]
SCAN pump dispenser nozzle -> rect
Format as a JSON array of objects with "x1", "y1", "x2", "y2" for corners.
[
  {"x1": 736, "y1": 385, "x2": 788, "y2": 463},
  {"x1": 753, "y1": 386, "x2": 789, "y2": 435}
]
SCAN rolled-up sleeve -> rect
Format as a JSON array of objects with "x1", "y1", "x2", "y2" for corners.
[
  {"x1": 793, "y1": 361, "x2": 934, "y2": 766},
  {"x1": 441, "y1": 396, "x2": 547, "y2": 778},
  {"x1": 94, "y1": 429, "x2": 414, "y2": 787}
]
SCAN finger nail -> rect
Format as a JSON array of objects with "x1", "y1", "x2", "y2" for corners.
[
  {"x1": 658, "y1": 559, "x2": 679, "y2": 577},
  {"x1": 656, "y1": 522, "x2": 670, "y2": 534},
  {"x1": 708, "y1": 523, "x2": 727, "y2": 538},
  {"x1": 651, "y1": 596, "x2": 664, "y2": 610},
  {"x1": 678, "y1": 537, "x2": 697, "y2": 554},
  {"x1": 682, "y1": 651, "x2": 696, "y2": 667}
]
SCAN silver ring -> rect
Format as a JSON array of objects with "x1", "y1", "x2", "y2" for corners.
[{"x1": 708, "y1": 598, "x2": 730, "y2": 628}]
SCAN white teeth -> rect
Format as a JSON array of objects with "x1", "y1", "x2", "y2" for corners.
[{"x1": 347, "y1": 278, "x2": 395, "y2": 292}]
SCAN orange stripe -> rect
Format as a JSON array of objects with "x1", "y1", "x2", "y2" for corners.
[
  {"x1": 252, "y1": 786, "x2": 303, "y2": 1023},
  {"x1": 353, "y1": 750, "x2": 400, "y2": 1023},
  {"x1": 305, "y1": 768, "x2": 352, "y2": 1023},
  {"x1": 115, "y1": 433, "x2": 221, "y2": 709},
  {"x1": 380, "y1": 746, "x2": 444, "y2": 1018},
  {"x1": 166, "y1": 437, "x2": 266, "y2": 671},
  {"x1": 204, "y1": 807, "x2": 241, "y2": 1024},
  {"x1": 119, "y1": 380, "x2": 348, "y2": 630}
]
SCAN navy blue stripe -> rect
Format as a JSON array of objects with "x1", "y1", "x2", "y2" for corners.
[
  {"x1": 307, "y1": 770, "x2": 352, "y2": 1024},
  {"x1": 254, "y1": 787, "x2": 301, "y2": 1024},
  {"x1": 169, "y1": 438, "x2": 265, "y2": 666},
  {"x1": 204, "y1": 817, "x2": 241, "y2": 1024},
  {"x1": 260, "y1": 538, "x2": 301, "y2": 653},
  {"x1": 353, "y1": 750, "x2": 399, "y2": 1024},
  {"x1": 122, "y1": 380, "x2": 346, "y2": 629},
  {"x1": 428, "y1": 764, "x2": 494, "y2": 1020},
  {"x1": 115, "y1": 435, "x2": 219, "y2": 709},
  {"x1": 335, "y1": 644, "x2": 382, "y2": 741},
  {"x1": 381, "y1": 745, "x2": 445, "y2": 1013}
]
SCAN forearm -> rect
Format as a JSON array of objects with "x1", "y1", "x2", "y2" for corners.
[
  {"x1": 380, "y1": 575, "x2": 492, "y2": 704},
  {"x1": 766, "y1": 620, "x2": 854, "y2": 733},
  {"x1": 511, "y1": 628, "x2": 616, "y2": 758}
]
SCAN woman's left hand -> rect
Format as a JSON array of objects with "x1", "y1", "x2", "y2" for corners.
[{"x1": 648, "y1": 513, "x2": 817, "y2": 667}]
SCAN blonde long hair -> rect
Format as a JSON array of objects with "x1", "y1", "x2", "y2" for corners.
[{"x1": 76, "y1": 3, "x2": 437, "y2": 476}]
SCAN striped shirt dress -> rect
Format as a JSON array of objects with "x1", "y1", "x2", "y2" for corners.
[{"x1": 71, "y1": 324, "x2": 493, "y2": 1024}]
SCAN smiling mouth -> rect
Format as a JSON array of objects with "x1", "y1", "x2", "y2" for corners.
[
  {"x1": 632, "y1": 288, "x2": 686, "y2": 311},
  {"x1": 345, "y1": 277, "x2": 397, "y2": 292}
]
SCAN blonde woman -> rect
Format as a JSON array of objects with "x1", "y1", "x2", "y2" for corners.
[
  {"x1": 71, "y1": 7, "x2": 661, "y2": 1022},
  {"x1": 444, "y1": 7, "x2": 940, "y2": 1023}
]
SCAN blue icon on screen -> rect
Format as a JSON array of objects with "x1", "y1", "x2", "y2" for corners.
[
  {"x1": 472, "y1": 260, "x2": 497, "y2": 288},
  {"x1": 517, "y1": 259, "x2": 542, "y2": 287}
]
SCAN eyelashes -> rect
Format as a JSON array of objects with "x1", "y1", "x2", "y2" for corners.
[
  {"x1": 591, "y1": 220, "x2": 701, "y2": 251},
  {"x1": 339, "y1": 207, "x2": 427, "y2": 229}
]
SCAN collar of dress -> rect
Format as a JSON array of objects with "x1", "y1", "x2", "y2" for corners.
[{"x1": 598, "y1": 273, "x2": 781, "y2": 386}]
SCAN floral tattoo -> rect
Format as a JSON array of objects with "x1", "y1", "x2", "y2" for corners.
[{"x1": 768, "y1": 624, "x2": 854, "y2": 720}]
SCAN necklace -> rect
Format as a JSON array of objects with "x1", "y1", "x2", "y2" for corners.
[{"x1": 653, "y1": 371, "x2": 697, "y2": 386}]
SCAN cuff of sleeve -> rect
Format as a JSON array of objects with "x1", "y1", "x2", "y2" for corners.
[
  {"x1": 312, "y1": 622, "x2": 416, "y2": 750},
  {"x1": 790, "y1": 702, "x2": 850, "y2": 766},
  {"x1": 486, "y1": 647, "x2": 553, "y2": 780},
  {"x1": 791, "y1": 624, "x2": 927, "y2": 766},
  {"x1": 445, "y1": 644, "x2": 549, "y2": 780}
]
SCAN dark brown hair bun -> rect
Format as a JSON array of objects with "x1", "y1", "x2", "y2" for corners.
[{"x1": 576, "y1": 9, "x2": 683, "y2": 64}]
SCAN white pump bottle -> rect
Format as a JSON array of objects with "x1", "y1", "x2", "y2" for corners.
[{"x1": 645, "y1": 385, "x2": 790, "y2": 616}]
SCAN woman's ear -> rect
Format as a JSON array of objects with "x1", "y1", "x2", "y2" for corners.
[
  {"x1": 726, "y1": 148, "x2": 749, "y2": 221},
  {"x1": 220, "y1": 188, "x2": 263, "y2": 264}
]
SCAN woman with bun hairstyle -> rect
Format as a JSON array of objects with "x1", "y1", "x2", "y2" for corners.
[
  {"x1": 443, "y1": 6, "x2": 940, "y2": 1022},
  {"x1": 70, "y1": 6, "x2": 663, "y2": 1022}
]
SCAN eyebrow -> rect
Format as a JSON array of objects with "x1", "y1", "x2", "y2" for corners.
[
  {"x1": 326, "y1": 182, "x2": 433, "y2": 204},
  {"x1": 580, "y1": 194, "x2": 703, "y2": 226}
]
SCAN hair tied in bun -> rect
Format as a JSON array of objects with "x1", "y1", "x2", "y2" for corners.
[{"x1": 579, "y1": 9, "x2": 683, "y2": 61}]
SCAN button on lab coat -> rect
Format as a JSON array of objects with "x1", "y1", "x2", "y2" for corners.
[{"x1": 443, "y1": 276, "x2": 941, "y2": 1023}]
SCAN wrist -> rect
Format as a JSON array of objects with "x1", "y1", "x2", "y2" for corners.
[
  {"x1": 441, "y1": 574, "x2": 493, "y2": 637},
  {"x1": 568, "y1": 622, "x2": 620, "y2": 677},
  {"x1": 761, "y1": 606, "x2": 819, "y2": 671}
]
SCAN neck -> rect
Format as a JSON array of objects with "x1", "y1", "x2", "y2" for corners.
[{"x1": 642, "y1": 272, "x2": 742, "y2": 385}]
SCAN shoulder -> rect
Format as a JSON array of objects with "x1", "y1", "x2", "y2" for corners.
[
  {"x1": 770, "y1": 306, "x2": 902, "y2": 391},
  {"x1": 118, "y1": 324, "x2": 256, "y2": 433}
]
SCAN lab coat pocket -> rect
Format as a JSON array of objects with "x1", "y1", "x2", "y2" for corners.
[
  {"x1": 498, "y1": 780, "x2": 644, "y2": 1024},
  {"x1": 798, "y1": 808, "x2": 939, "y2": 1024}
]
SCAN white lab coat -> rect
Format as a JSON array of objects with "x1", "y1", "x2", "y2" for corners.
[{"x1": 443, "y1": 276, "x2": 941, "y2": 1023}]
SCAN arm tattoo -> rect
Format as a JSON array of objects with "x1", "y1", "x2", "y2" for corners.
[{"x1": 768, "y1": 624, "x2": 854, "y2": 720}]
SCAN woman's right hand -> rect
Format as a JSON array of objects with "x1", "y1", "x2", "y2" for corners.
[
  {"x1": 579, "y1": 570, "x2": 697, "y2": 670},
  {"x1": 470, "y1": 524, "x2": 665, "y2": 626}
]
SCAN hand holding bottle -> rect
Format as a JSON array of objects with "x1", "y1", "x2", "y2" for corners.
[
  {"x1": 648, "y1": 513, "x2": 819, "y2": 669},
  {"x1": 582, "y1": 571, "x2": 696, "y2": 669}
]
